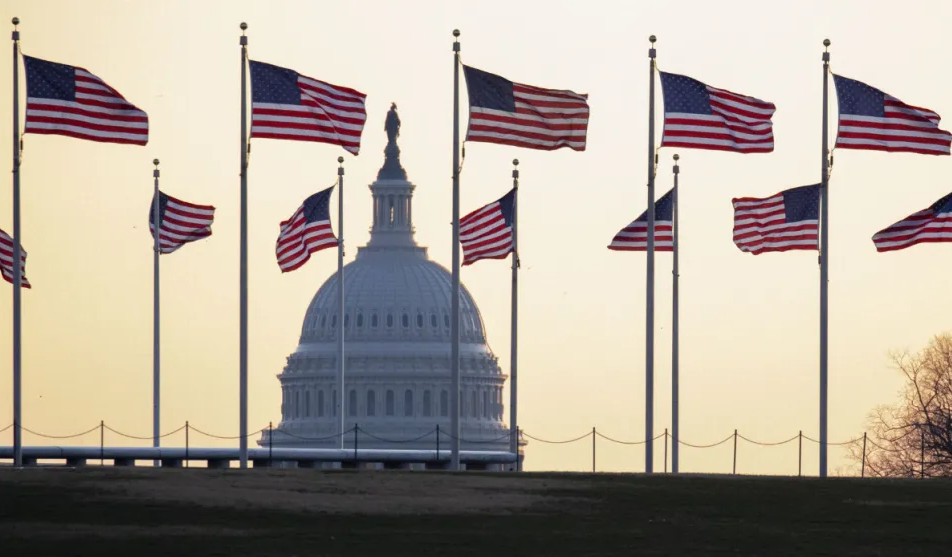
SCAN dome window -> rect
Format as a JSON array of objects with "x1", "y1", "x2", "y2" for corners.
[
  {"x1": 356, "y1": 313, "x2": 364, "y2": 328},
  {"x1": 320, "y1": 314, "x2": 326, "y2": 328},
  {"x1": 331, "y1": 314, "x2": 337, "y2": 328},
  {"x1": 443, "y1": 314, "x2": 450, "y2": 329},
  {"x1": 367, "y1": 390, "x2": 376, "y2": 417},
  {"x1": 416, "y1": 313, "x2": 424, "y2": 328},
  {"x1": 386, "y1": 313, "x2": 394, "y2": 328},
  {"x1": 423, "y1": 390, "x2": 432, "y2": 417},
  {"x1": 401, "y1": 313, "x2": 409, "y2": 328},
  {"x1": 344, "y1": 313, "x2": 350, "y2": 328},
  {"x1": 404, "y1": 389, "x2": 414, "y2": 416},
  {"x1": 386, "y1": 390, "x2": 395, "y2": 416},
  {"x1": 430, "y1": 314, "x2": 438, "y2": 328},
  {"x1": 371, "y1": 313, "x2": 379, "y2": 328}
]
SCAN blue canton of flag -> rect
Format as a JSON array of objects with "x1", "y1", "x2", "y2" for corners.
[
  {"x1": 276, "y1": 186, "x2": 339, "y2": 272},
  {"x1": 732, "y1": 184, "x2": 820, "y2": 255},
  {"x1": 608, "y1": 188, "x2": 675, "y2": 251},
  {"x1": 833, "y1": 74, "x2": 951, "y2": 155},
  {"x1": 659, "y1": 71, "x2": 775, "y2": 153},
  {"x1": 460, "y1": 188, "x2": 516, "y2": 265}
]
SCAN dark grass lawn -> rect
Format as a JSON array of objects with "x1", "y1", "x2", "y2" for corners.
[{"x1": 1, "y1": 468, "x2": 950, "y2": 556}]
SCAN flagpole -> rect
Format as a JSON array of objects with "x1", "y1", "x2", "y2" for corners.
[
  {"x1": 337, "y1": 156, "x2": 345, "y2": 448},
  {"x1": 671, "y1": 153, "x2": 679, "y2": 474},
  {"x1": 11, "y1": 16, "x2": 22, "y2": 468},
  {"x1": 238, "y1": 22, "x2": 249, "y2": 469},
  {"x1": 152, "y1": 158, "x2": 161, "y2": 467},
  {"x1": 645, "y1": 34, "x2": 657, "y2": 474},
  {"x1": 819, "y1": 38, "x2": 831, "y2": 478},
  {"x1": 509, "y1": 158, "x2": 519, "y2": 472},
  {"x1": 450, "y1": 28, "x2": 462, "y2": 471}
]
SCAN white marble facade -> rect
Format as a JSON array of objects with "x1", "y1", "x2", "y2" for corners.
[{"x1": 259, "y1": 106, "x2": 520, "y2": 458}]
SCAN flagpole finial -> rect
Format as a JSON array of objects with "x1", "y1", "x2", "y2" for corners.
[
  {"x1": 153, "y1": 158, "x2": 159, "y2": 166},
  {"x1": 673, "y1": 154, "x2": 679, "y2": 162},
  {"x1": 513, "y1": 159, "x2": 519, "y2": 167},
  {"x1": 649, "y1": 35, "x2": 656, "y2": 43},
  {"x1": 823, "y1": 38, "x2": 830, "y2": 49},
  {"x1": 338, "y1": 156, "x2": 344, "y2": 164},
  {"x1": 453, "y1": 29, "x2": 460, "y2": 38},
  {"x1": 12, "y1": 17, "x2": 19, "y2": 26},
  {"x1": 240, "y1": 22, "x2": 247, "y2": 32}
]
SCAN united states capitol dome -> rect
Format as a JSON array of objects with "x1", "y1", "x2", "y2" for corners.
[{"x1": 260, "y1": 104, "x2": 521, "y2": 464}]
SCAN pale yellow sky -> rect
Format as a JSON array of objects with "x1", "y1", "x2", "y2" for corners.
[{"x1": 2, "y1": 0, "x2": 951, "y2": 475}]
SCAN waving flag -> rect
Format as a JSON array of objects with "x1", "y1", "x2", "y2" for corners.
[
  {"x1": 732, "y1": 184, "x2": 820, "y2": 255},
  {"x1": 833, "y1": 74, "x2": 951, "y2": 155},
  {"x1": 872, "y1": 191, "x2": 952, "y2": 252},
  {"x1": 460, "y1": 188, "x2": 515, "y2": 265},
  {"x1": 277, "y1": 186, "x2": 338, "y2": 272},
  {"x1": 0, "y1": 229, "x2": 30, "y2": 288},
  {"x1": 659, "y1": 71, "x2": 775, "y2": 153},
  {"x1": 22, "y1": 55, "x2": 148, "y2": 145},
  {"x1": 462, "y1": 65, "x2": 589, "y2": 151},
  {"x1": 149, "y1": 192, "x2": 215, "y2": 254},
  {"x1": 608, "y1": 188, "x2": 675, "y2": 251},
  {"x1": 249, "y1": 60, "x2": 367, "y2": 155}
]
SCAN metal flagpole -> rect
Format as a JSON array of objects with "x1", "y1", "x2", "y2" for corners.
[
  {"x1": 152, "y1": 159, "x2": 161, "y2": 467},
  {"x1": 450, "y1": 29, "x2": 462, "y2": 471},
  {"x1": 645, "y1": 34, "x2": 657, "y2": 474},
  {"x1": 11, "y1": 16, "x2": 22, "y2": 468},
  {"x1": 671, "y1": 153, "x2": 679, "y2": 474},
  {"x1": 819, "y1": 38, "x2": 831, "y2": 478},
  {"x1": 238, "y1": 22, "x2": 249, "y2": 469},
  {"x1": 337, "y1": 156, "x2": 345, "y2": 448},
  {"x1": 509, "y1": 159, "x2": 519, "y2": 472}
]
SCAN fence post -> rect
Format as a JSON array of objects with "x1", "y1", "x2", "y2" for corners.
[
  {"x1": 268, "y1": 421, "x2": 273, "y2": 467},
  {"x1": 664, "y1": 428, "x2": 669, "y2": 474},
  {"x1": 798, "y1": 430, "x2": 802, "y2": 477},
  {"x1": 591, "y1": 426, "x2": 596, "y2": 473},
  {"x1": 185, "y1": 421, "x2": 190, "y2": 468},
  {"x1": 920, "y1": 426, "x2": 925, "y2": 479},
  {"x1": 100, "y1": 420, "x2": 104, "y2": 466},
  {"x1": 354, "y1": 423, "x2": 359, "y2": 465},
  {"x1": 732, "y1": 429, "x2": 738, "y2": 475},
  {"x1": 436, "y1": 424, "x2": 441, "y2": 464},
  {"x1": 861, "y1": 431, "x2": 867, "y2": 478}
]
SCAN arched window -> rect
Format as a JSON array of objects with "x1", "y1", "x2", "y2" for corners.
[
  {"x1": 344, "y1": 313, "x2": 350, "y2": 328},
  {"x1": 416, "y1": 313, "x2": 424, "y2": 328},
  {"x1": 371, "y1": 313, "x2": 379, "y2": 328},
  {"x1": 356, "y1": 313, "x2": 364, "y2": 328},
  {"x1": 305, "y1": 390, "x2": 311, "y2": 418},
  {"x1": 387, "y1": 313, "x2": 394, "y2": 328},
  {"x1": 331, "y1": 314, "x2": 338, "y2": 328},
  {"x1": 431, "y1": 314, "x2": 438, "y2": 328},
  {"x1": 440, "y1": 390, "x2": 449, "y2": 417},
  {"x1": 471, "y1": 391, "x2": 478, "y2": 418},
  {"x1": 444, "y1": 314, "x2": 450, "y2": 328},
  {"x1": 404, "y1": 389, "x2": 413, "y2": 417},
  {"x1": 367, "y1": 390, "x2": 376, "y2": 417},
  {"x1": 318, "y1": 390, "x2": 325, "y2": 417},
  {"x1": 348, "y1": 389, "x2": 357, "y2": 417},
  {"x1": 401, "y1": 313, "x2": 409, "y2": 328},
  {"x1": 320, "y1": 314, "x2": 327, "y2": 328},
  {"x1": 386, "y1": 390, "x2": 395, "y2": 416},
  {"x1": 423, "y1": 390, "x2": 432, "y2": 417},
  {"x1": 482, "y1": 391, "x2": 488, "y2": 419},
  {"x1": 294, "y1": 390, "x2": 300, "y2": 418}
]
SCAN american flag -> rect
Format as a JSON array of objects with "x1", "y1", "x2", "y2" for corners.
[
  {"x1": 277, "y1": 186, "x2": 338, "y2": 273},
  {"x1": 0, "y1": 228, "x2": 30, "y2": 289},
  {"x1": 22, "y1": 55, "x2": 148, "y2": 145},
  {"x1": 249, "y1": 60, "x2": 367, "y2": 155},
  {"x1": 607, "y1": 188, "x2": 675, "y2": 251},
  {"x1": 732, "y1": 184, "x2": 820, "y2": 255},
  {"x1": 149, "y1": 191, "x2": 215, "y2": 254},
  {"x1": 462, "y1": 65, "x2": 589, "y2": 151},
  {"x1": 872, "y1": 191, "x2": 952, "y2": 252},
  {"x1": 833, "y1": 74, "x2": 951, "y2": 155},
  {"x1": 659, "y1": 71, "x2": 775, "y2": 153},
  {"x1": 460, "y1": 188, "x2": 516, "y2": 266}
]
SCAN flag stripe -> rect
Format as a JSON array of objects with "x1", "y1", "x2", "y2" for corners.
[
  {"x1": 872, "y1": 195, "x2": 952, "y2": 251},
  {"x1": 0, "y1": 228, "x2": 30, "y2": 288},
  {"x1": 460, "y1": 192, "x2": 515, "y2": 266},
  {"x1": 731, "y1": 188, "x2": 819, "y2": 255},
  {"x1": 149, "y1": 193, "x2": 215, "y2": 254}
]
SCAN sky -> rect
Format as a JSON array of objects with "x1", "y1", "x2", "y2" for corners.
[{"x1": 1, "y1": 0, "x2": 951, "y2": 475}]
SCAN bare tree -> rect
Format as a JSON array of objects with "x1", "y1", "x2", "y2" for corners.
[{"x1": 850, "y1": 333, "x2": 952, "y2": 477}]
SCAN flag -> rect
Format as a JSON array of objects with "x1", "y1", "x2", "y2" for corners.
[
  {"x1": 149, "y1": 192, "x2": 215, "y2": 254},
  {"x1": 608, "y1": 188, "x2": 675, "y2": 251},
  {"x1": 22, "y1": 55, "x2": 148, "y2": 145},
  {"x1": 872, "y1": 191, "x2": 952, "y2": 252},
  {"x1": 460, "y1": 188, "x2": 515, "y2": 265},
  {"x1": 461, "y1": 65, "x2": 589, "y2": 151},
  {"x1": 732, "y1": 184, "x2": 820, "y2": 254},
  {"x1": 277, "y1": 186, "x2": 338, "y2": 272},
  {"x1": 249, "y1": 60, "x2": 367, "y2": 155},
  {"x1": 0, "y1": 229, "x2": 30, "y2": 288},
  {"x1": 833, "y1": 74, "x2": 952, "y2": 155},
  {"x1": 659, "y1": 71, "x2": 775, "y2": 153}
]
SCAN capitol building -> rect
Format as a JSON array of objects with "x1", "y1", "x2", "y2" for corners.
[{"x1": 259, "y1": 106, "x2": 524, "y2": 467}]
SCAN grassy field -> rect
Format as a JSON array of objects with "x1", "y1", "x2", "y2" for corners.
[{"x1": 1, "y1": 468, "x2": 951, "y2": 556}]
